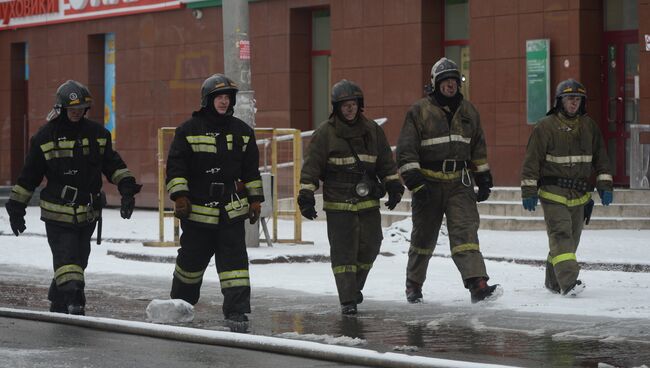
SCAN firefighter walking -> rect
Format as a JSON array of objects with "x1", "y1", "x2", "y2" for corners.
[
  {"x1": 4, "y1": 80, "x2": 142, "y2": 315},
  {"x1": 166, "y1": 74, "x2": 263, "y2": 329},
  {"x1": 298, "y1": 79, "x2": 404, "y2": 315},
  {"x1": 521, "y1": 79, "x2": 613, "y2": 296},
  {"x1": 396, "y1": 57, "x2": 502, "y2": 304}
]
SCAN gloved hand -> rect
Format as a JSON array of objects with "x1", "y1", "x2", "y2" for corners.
[
  {"x1": 384, "y1": 180, "x2": 404, "y2": 210},
  {"x1": 522, "y1": 196, "x2": 538, "y2": 211},
  {"x1": 475, "y1": 171, "x2": 493, "y2": 202},
  {"x1": 412, "y1": 183, "x2": 432, "y2": 205},
  {"x1": 599, "y1": 190, "x2": 613, "y2": 206},
  {"x1": 5, "y1": 200, "x2": 26, "y2": 236},
  {"x1": 120, "y1": 195, "x2": 135, "y2": 219},
  {"x1": 248, "y1": 201, "x2": 261, "y2": 224},
  {"x1": 174, "y1": 196, "x2": 192, "y2": 219},
  {"x1": 297, "y1": 189, "x2": 317, "y2": 220}
]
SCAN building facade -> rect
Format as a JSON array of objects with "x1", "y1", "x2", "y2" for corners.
[{"x1": 1, "y1": 0, "x2": 648, "y2": 207}]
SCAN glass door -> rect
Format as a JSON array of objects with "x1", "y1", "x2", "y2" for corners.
[{"x1": 602, "y1": 31, "x2": 638, "y2": 186}]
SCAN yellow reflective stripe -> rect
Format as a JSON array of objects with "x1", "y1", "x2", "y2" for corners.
[
  {"x1": 421, "y1": 134, "x2": 471, "y2": 146},
  {"x1": 328, "y1": 155, "x2": 377, "y2": 165},
  {"x1": 551, "y1": 253, "x2": 577, "y2": 266},
  {"x1": 192, "y1": 204, "x2": 220, "y2": 216},
  {"x1": 332, "y1": 265, "x2": 357, "y2": 274},
  {"x1": 472, "y1": 158, "x2": 488, "y2": 167},
  {"x1": 190, "y1": 144, "x2": 217, "y2": 153},
  {"x1": 226, "y1": 197, "x2": 250, "y2": 219},
  {"x1": 245, "y1": 180, "x2": 262, "y2": 189},
  {"x1": 167, "y1": 177, "x2": 189, "y2": 193},
  {"x1": 226, "y1": 134, "x2": 233, "y2": 150},
  {"x1": 40, "y1": 142, "x2": 55, "y2": 152},
  {"x1": 383, "y1": 174, "x2": 400, "y2": 181},
  {"x1": 474, "y1": 163, "x2": 490, "y2": 172},
  {"x1": 357, "y1": 262, "x2": 373, "y2": 270},
  {"x1": 242, "y1": 135, "x2": 250, "y2": 152},
  {"x1": 300, "y1": 183, "x2": 317, "y2": 191},
  {"x1": 56, "y1": 140, "x2": 76, "y2": 149},
  {"x1": 41, "y1": 208, "x2": 99, "y2": 224},
  {"x1": 111, "y1": 168, "x2": 133, "y2": 184},
  {"x1": 538, "y1": 190, "x2": 591, "y2": 207},
  {"x1": 323, "y1": 199, "x2": 379, "y2": 211},
  {"x1": 186, "y1": 136, "x2": 216, "y2": 144},
  {"x1": 44, "y1": 150, "x2": 73, "y2": 160},
  {"x1": 80, "y1": 138, "x2": 89, "y2": 147},
  {"x1": 188, "y1": 213, "x2": 220, "y2": 224},
  {"x1": 174, "y1": 265, "x2": 205, "y2": 284},
  {"x1": 412, "y1": 184, "x2": 425, "y2": 193},
  {"x1": 420, "y1": 168, "x2": 461, "y2": 180},
  {"x1": 82, "y1": 147, "x2": 90, "y2": 155},
  {"x1": 10, "y1": 185, "x2": 33, "y2": 204},
  {"x1": 521, "y1": 179, "x2": 538, "y2": 186},
  {"x1": 219, "y1": 269, "x2": 249, "y2": 280},
  {"x1": 409, "y1": 245, "x2": 433, "y2": 255},
  {"x1": 221, "y1": 279, "x2": 250, "y2": 288},
  {"x1": 451, "y1": 243, "x2": 480, "y2": 255},
  {"x1": 545, "y1": 154, "x2": 592, "y2": 164},
  {"x1": 54, "y1": 264, "x2": 84, "y2": 285},
  {"x1": 398, "y1": 162, "x2": 421, "y2": 174},
  {"x1": 97, "y1": 138, "x2": 107, "y2": 147},
  {"x1": 41, "y1": 200, "x2": 93, "y2": 214},
  {"x1": 597, "y1": 174, "x2": 613, "y2": 182}
]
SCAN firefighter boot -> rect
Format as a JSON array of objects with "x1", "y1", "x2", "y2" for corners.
[
  {"x1": 341, "y1": 302, "x2": 357, "y2": 315},
  {"x1": 405, "y1": 279, "x2": 423, "y2": 303},
  {"x1": 356, "y1": 291, "x2": 363, "y2": 304},
  {"x1": 562, "y1": 280, "x2": 585, "y2": 297},
  {"x1": 469, "y1": 277, "x2": 502, "y2": 303},
  {"x1": 225, "y1": 313, "x2": 249, "y2": 333}
]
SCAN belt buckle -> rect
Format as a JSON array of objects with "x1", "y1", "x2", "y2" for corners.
[
  {"x1": 61, "y1": 185, "x2": 78, "y2": 205},
  {"x1": 442, "y1": 159, "x2": 456, "y2": 174}
]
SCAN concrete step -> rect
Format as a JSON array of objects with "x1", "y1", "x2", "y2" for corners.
[
  {"x1": 477, "y1": 201, "x2": 650, "y2": 218},
  {"x1": 488, "y1": 187, "x2": 650, "y2": 204}
]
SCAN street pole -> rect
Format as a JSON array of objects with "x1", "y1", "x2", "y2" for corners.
[
  {"x1": 222, "y1": 0, "x2": 255, "y2": 128},
  {"x1": 222, "y1": 0, "x2": 260, "y2": 247}
]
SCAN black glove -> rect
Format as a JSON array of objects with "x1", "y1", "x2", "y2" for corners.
[
  {"x1": 297, "y1": 189, "x2": 317, "y2": 220},
  {"x1": 5, "y1": 200, "x2": 27, "y2": 236},
  {"x1": 384, "y1": 180, "x2": 404, "y2": 210},
  {"x1": 475, "y1": 171, "x2": 493, "y2": 202},
  {"x1": 412, "y1": 183, "x2": 432, "y2": 205},
  {"x1": 120, "y1": 195, "x2": 135, "y2": 219}
]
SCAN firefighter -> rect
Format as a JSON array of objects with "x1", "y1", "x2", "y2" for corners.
[
  {"x1": 4, "y1": 80, "x2": 142, "y2": 315},
  {"x1": 298, "y1": 79, "x2": 404, "y2": 315},
  {"x1": 166, "y1": 73, "x2": 263, "y2": 328},
  {"x1": 521, "y1": 79, "x2": 613, "y2": 296},
  {"x1": 396, "y1": 57, "x2": 502, "y2": 304}
]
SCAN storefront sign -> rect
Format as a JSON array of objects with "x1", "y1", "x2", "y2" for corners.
[
  {"x1": 0, "y1": 0, "x2": 183, "y2": 30},
  {"x1": 526, "y1": 39, "x2": 550, "y2": 124}
]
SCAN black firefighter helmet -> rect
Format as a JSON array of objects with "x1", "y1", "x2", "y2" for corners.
[
  {"x1": 431, "y1": 57, "x2": 461, "y2": 88},
  {"x1": 331, "y1": 79, "x2": 364, "y2": 110},
  {"x1": 47, "y1": 80, "x2": 93, "y2": 121},
  {"x1": 200, "y1": 74, "x2": 238, "y2": 108},
  {"x1": 548, "y1": 78, "x2": 587, "y2": 116}
]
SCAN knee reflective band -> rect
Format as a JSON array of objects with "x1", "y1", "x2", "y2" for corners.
[
  {"x1": 332, "y1": 265, "x2": 357, "y2": 274},
  {"x1": 219, "y1": 270, "x2": 250, "y2": 288},
  {"x1": 173, "y1": 265, "x2": 205, "y2": 285},
  {"x1": 551, "y1": 253, "x2": 577, "y2": 266},
  {"x1": 357, "y1": 262, "x2": 373, "y2": 271},
  {"x1": 409, "y1": 245, "x2": 433, "y2": 255},
  {"x1": 451, "y1": 243, "x2": 480, "y2": 255},
  {"x1": 54, "y1": 264, "x2": 84, "y2": 286}
]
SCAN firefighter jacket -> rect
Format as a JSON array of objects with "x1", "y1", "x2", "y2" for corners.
[
  {"x1": 8, "y1": 116, "x2": 135, "y2": 226},
  {"x1": 300, "y1": 114, "x2": 400, "y2": 212},
  {"x1": 396, "y1": 95, "x2": 490, "y2": 189},
  {"x1": 166, "y1": 109, "x2": 264, "y2": 227},
  {"x1": 521, "y1": 113, "x2": 613, "y2": 206}
]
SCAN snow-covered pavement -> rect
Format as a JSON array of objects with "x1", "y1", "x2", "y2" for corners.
[{"x1": 1, "y1": 206, "x2": 650, "y2": 321}]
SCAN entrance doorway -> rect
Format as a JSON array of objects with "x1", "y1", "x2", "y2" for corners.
[
  {"x1": 602, "y1": 30, "x2": 638, "y2": 186},
  {"x1": 10, "y1": 43, "x2": 28, "y2": 184}
]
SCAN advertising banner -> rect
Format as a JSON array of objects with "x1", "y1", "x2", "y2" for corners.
[
  {"x1": 0, "y1": 0, "x2": 182, "y2": 30},
  {"x1": 526, "y1": 39, "x2": 550, "y2": 124}
]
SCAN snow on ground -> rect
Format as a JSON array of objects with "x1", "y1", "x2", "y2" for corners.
[{"x1": 1, "y1": 206, "x2": 650, "y2": 320}]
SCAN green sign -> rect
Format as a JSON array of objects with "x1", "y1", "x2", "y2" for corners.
[{"x1": 526, "y1": 39, "x2": 550, "y2": 124}]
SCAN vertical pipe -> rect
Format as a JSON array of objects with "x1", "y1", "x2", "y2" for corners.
[
  {"x1": 293, "y1": 130, "x2": 302, "y2": 241},
  {"x1": 271, "y1": 130, "x2": 278, "y2": 242},
  {"x1": 158, "y1": 128, "x2": 165, "y2": 243}
]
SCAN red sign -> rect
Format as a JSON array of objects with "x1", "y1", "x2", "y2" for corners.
[
  {"x1": 239, "y1": 40, "x2": 251, "y2": 60},
  {"x1": 65, "y1": 0, "x2": 177, "y2": 15},
  {"x1": 0, "y1": 0, "x2": 59, "y2": 26}
]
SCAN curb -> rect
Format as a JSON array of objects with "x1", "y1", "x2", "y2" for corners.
[{"x1": 0, "y1": 307, "x2": 518, "y2": 368}]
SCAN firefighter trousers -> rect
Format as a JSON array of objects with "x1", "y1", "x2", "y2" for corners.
[
  {"x1": 407, "y1": 180, "x2": 488, "y2": 288},
  {"x1": 171, "y1": 220, "x2": 251, "y2": 317},
  {"x1": 326, "y1": 209, "x2": 382, "y2": 304},
  {"x1": 45, "y1": 221, "x2": 96, "y2": 312},
  {"x1": 541, "y1": 200, "x2": 584, "y2": 293}
]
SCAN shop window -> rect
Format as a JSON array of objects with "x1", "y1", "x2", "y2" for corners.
[
  {"x1": 443, "y1": 0, "x2": 470, "y2": 98},
  {"x1": 604, "y1": 0, "x2": 638, "y2": 31},
  {"x1": 311, "y1": 9, "x2": 330, "y2": 129}
]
